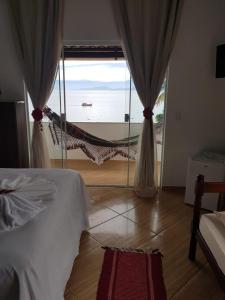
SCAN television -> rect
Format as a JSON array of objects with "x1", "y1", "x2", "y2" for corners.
[{"x1": 216, "y1": 44, "x2": 225, "y2": 78}]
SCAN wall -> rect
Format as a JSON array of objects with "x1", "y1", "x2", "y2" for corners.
[
  {"x1": 64, "y1": 0, "x2": 119, "y2": 45},
  {"x1": 162, "y1": 0, "x2": 225, "y2": 186},
  {"x1": 0, "y1": 0, "x2": 24, "y2": 100}
]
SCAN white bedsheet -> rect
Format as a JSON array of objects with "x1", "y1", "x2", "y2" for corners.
[
  {"x1": 0, "y1": 175, "x2": 56, "y2": 232},
  {"x1": 199, "y1": 213, "x2": 225, "y2": 275},
  {"x1": 0, "y1": 168, "x2": 89, "y2": 300}
]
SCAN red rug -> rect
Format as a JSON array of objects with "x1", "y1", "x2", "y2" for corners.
[{"x1": 97, "y1": 247, "x2": 167, "y2": 300}]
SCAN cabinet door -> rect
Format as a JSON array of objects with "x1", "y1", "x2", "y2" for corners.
[
  {"x1": 0, "y1": 102, "x2": 29, "y2": 168},
  {"x1": 16, "y1": 102, "x2": 29, "y2": 167},
  {"x1": 0, "y1": 102, "x2": 19, "y2": 167},
  {"x1": 184, "y1": 159, "x2": 225, "y2": 211}
]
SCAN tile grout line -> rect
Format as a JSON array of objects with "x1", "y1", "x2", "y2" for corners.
[
  {"x1": 88, "y1": 201, "x2": 143, "y2": 230},
  {"x1": 88, "y1": 214, "x2": 121, "y2": 230},
  {"x1": 102, "y1": 201, "x2": 142, "y2": 215},
  {"x1": 88, "y1": 202, "x2": 175, "y2": 238},
  {"x1": 86, "y1": 231, "x2": 105, "y2": 246},
  {"x1": 89, "y1": 198, "x2": 193, "y2": 242}
]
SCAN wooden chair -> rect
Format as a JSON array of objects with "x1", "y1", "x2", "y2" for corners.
[{"x1": 189, "y1": 174, "x2": 225, "y2": 291}]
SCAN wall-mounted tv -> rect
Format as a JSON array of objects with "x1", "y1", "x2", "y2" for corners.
[{"x1": 216, "y1": 44, "x2": 225, "y2": 78}]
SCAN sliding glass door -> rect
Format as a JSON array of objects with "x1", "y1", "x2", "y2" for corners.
[
  {"x1": 63, "y1": 58, "x2": 132, "y2": 186},
  {"x1": 27, "y1": 47, "x2": 166, "y2": 187}
]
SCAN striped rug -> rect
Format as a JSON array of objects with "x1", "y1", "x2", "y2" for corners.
[{"x1": 97, "y1": 247, "x2": 167, "y2": 300}]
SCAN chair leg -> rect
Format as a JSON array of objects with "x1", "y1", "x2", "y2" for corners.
[
  {"x1": 189, "y1": 174, "x2": 203, "y2": 261},
  {"x1": 189, "y1": 233, "x2": 197, "y2": 261}
]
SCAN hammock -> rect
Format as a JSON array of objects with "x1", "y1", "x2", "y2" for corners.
[{"x1": 43, "y1": 107, "x2": 139, "y2": 165}]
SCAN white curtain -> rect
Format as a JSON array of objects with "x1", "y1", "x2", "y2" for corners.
[
  {"x1": 112, "y1": 0, "x2": 183, "y2": 197},
  {"x1": 10, "y1": 0, "x2": 64, "y2": 168}
]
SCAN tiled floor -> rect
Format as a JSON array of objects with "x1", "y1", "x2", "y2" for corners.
[{"x1": 65, "y1": 187, "x2": 225, "y2": 300}]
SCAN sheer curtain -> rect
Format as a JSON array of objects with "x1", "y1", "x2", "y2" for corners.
[
  {"x1": 9, "y1": 0, "x2": 64, "y2": 167},
  {"x1": 112, "y1": 0, "x2": 183, "y2": 197}
]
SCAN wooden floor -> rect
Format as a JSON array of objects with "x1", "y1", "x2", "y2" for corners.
[{"x1": 64, "y1": 187, "x2": 225, "y2": 300}]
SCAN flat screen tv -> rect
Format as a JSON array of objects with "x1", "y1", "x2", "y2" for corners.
[{"x1": 216, "y1": 44, "x2": 225, "y2": 78}]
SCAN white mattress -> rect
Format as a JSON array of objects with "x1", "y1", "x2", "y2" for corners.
[
  {"x1": 199, "y1": 213, "x2": 225, "y2": 275},
  {"x1": 0, "y1": 168, "x2": 89, "y2": 300}
]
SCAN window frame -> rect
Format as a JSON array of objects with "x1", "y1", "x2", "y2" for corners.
[{"x1": 64, "y1": 46, "x2": 124, "y2": 60}]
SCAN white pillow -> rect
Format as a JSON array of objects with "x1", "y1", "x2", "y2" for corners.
[{"x1": 214, "y1": 211, "x2": 225, "y2": 227}]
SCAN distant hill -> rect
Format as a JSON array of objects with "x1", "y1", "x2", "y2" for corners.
[{"x1": 55, "y1": 80, "x2": 134, "y2": 90}]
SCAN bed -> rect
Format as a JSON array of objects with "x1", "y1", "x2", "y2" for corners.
[
  {"x1": 199, "y1": 213, "x2": 225, "y2": 275},
  {"x1": 0, "y1": 168, "x2": 89, "y2": 300}
]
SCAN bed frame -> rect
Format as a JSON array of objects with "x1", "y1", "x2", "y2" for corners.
[{"x1": 188, "y1": 174, "x2": 225, "y2": 292}]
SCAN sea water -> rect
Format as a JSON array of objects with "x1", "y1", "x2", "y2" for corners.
[{"x1": 44, "y1": 89, "x2": 164, "y2": 123}]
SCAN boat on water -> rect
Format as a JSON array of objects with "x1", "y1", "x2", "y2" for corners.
[{"x1": 81, "y1": 102, "x2": 92, "y2": 107}]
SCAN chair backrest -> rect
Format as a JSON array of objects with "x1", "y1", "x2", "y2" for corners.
[
  {"x1": 193, "y1": 174, "x2": 225, "y2": 230},
  {"x1": 196, "y1": 174, "x2": 225, "y2": 195}
]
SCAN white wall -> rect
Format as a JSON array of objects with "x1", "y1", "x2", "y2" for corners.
[
  {"x1": 162, "y1": 0, "x2": 225, "y2": 186},
  {"x1": 0, "y1": 0, "x2": 24, "y2": 100},
  {"x1": 64, "y1": 0, "x2": 119, "y2": 45}
]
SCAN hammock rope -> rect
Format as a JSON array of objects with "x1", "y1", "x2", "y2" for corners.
[{"x1": 43, "y1": 106, "x2": 139, "y2": 165}]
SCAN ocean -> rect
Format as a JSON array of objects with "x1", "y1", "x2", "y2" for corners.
[{"x1": 29, "y1": 89, "x2": 164, "y2": 123}]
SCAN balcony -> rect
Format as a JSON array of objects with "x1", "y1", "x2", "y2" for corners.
[{"x1": 41, "y1": 121, "x2": 163, "y2": 186}]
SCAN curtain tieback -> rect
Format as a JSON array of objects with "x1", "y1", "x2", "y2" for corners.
[
  {"x1": 32, "y1": 108, "x2": 43, "y2": 121},
  {"x1": 32, "y1": 108, "x2": 44, "y2": 131},
  {"x1": 143, "y1": 107, "x2": 154, "y2": 120}
]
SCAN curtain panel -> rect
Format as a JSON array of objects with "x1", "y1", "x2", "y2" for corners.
[
  {"x1": 9, "y1": 0, "x2": 64, "y2": 168},
  {"x1": 112, "y1": 0, "x2": 183, "y2": 197}
]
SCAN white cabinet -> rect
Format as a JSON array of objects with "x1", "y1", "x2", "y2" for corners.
[{"x1": 184, "y1": 154, "x2": 225, "y2": 211}]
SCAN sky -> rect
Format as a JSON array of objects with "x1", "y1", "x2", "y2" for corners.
[{"x1": 59, "y1": 60, "x2": 130, "y2": 82}]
